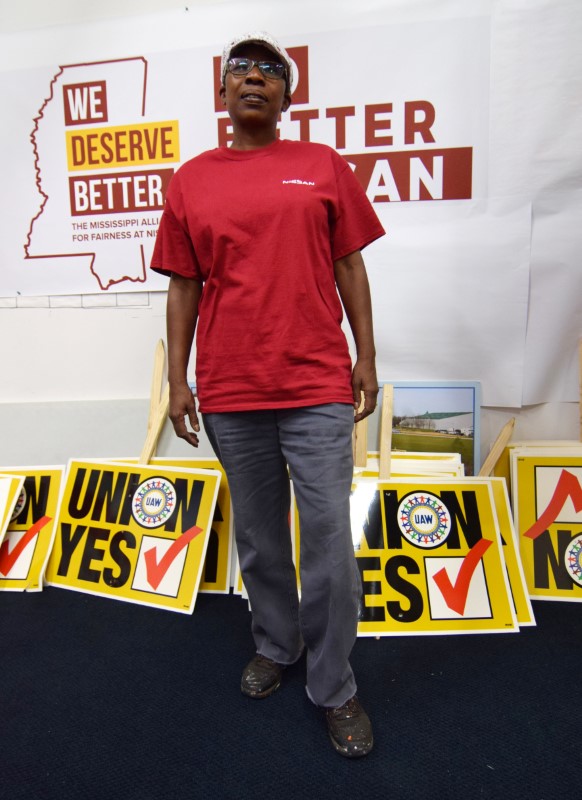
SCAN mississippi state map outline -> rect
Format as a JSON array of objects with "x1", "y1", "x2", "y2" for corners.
[{"x1": 24, "y1": 57, "x2": 178, "y2": 291}]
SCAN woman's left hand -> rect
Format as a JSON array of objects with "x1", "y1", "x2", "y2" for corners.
[{"x1": 352, "y1": 358, "x2": 379, "y2": 422}]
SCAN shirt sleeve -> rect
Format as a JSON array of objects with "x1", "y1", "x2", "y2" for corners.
[
  {"x1": 150, "y1": 186, "x2": 202, "y2": 280},
  {"x1": 329, "y1": 151, "x2": 386, "y2": 262}
]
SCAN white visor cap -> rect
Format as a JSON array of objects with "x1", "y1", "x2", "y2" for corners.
[{"x1": 221, "y1": 31, "x2": 293, "y2": 88}]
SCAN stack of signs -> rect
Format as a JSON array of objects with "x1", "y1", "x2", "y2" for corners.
[
  {"x1": 351, "y1": 474, "x2": 532, "y2": 635},
  {"x1": 509, "y1": 444, "x2": 582, "y2": 602},
  {"x1": 360, "y1": 451, "x2": 465, "y2": 478},
  {"x1": 252, "y1": 451, "x2": 532, "y2": 634},
  {"x1": 45, "y1": 459, "x2": 221, "y2": 613},
  {"x1": 0, "y1": 468, "x2": 64, "y2": 591}
]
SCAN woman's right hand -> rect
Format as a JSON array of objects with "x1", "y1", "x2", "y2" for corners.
[{"x1": 169, "y1": 381, "x2": 200, "y2": 447}]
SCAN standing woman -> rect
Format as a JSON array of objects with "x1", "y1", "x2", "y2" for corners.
[{"x1": 151, "y1": 32, "x2": 385, "y2": 758}]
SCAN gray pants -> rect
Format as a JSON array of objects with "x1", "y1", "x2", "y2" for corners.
[{"x1": 203, "y1": 404, "x2": 361, "y2": 707}]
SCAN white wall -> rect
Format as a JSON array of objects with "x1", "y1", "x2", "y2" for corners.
[{"x1": 0, "y1": 395, "x2": 578, "y2": 469}]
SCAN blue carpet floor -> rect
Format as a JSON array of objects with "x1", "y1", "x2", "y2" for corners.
[{"x1": 1, "y1": 587, "x2": 579, "y2": 800}]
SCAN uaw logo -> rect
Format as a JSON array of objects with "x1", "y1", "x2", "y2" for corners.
[
  {"x1": 397, "y1": 492, "x2": 451, "y2": 548},
  {"x1": 132, "y1": 477, "x2": 176, "y2": 528},
  {"x1": 565, "y1": 535, "x2": 582, "y2": 587},
  {"x1": 11, "y1": 486, "x2": 27, "y2": 522}
]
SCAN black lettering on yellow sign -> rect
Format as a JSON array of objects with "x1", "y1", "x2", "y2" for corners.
[
  {"x1": 68, "y1": 469, "x2": 142, "y2": 524},
  {"x1": 357, "y1": 487, "x2": 488, "y2": 624},
  {"x1": 57, "y1": 522, "x2": 136, "y2": 586},
  {"x1": 163, "y1": 478, "x2": 203, "y2": 533},
  {"x1": 357, "y1": 556, "x2": 384, "y2": 622},
  {"x1": 533, "y1": 529, "x2": 578, "y2": 590},
  {"x1": 13, "y1": 475, "x2": 50, "y2": 525},
  {"x1": 385, "y1": 555, "x2": 423, "y2": 622},
  {"x1": 66, "y1": 468, "x2": 206, "y2": 532},
  {"x1": 202, "y1": 501, "x2": 224, "y2": 584},
  {"x1": 359, "y1": 491, "x2": 384, "y2": 549},
  {"x1": 356, "y1": 553, "x2": 423, "y2": 623},
  {"x1": 105, "y1": 530, "x2": 135, "y2": 587},
  {"x1": 58, "y1": 523, "x2": 86, "y2": 574},
  {"x1": 58, "y1": 469, "x2": 208, "y2": 587},
  {"x1": 78, "y1": 527, "x2": 109, "y2": 582},
  {"x1": 439, "y1": 491, "x2": 483, "y2": 548}
]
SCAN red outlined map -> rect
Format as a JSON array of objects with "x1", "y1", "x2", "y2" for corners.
[{"x1": 25, "y1": 58, "x2": 178, "y2": 290}]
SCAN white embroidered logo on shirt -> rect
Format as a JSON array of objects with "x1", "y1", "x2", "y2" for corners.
[{"x1": 282, "y1": 179, "x2": 315, "y2": 186}]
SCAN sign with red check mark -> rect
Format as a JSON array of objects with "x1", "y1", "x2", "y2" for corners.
[
  {"x1": 0, "y1": 468, "x2": 64, "y2": 592},
  {"x1": 511, "y1": 449, "x2": 582, "y2": 602},
  {"x1": 45, "y1": 460, "x2": 221, "y2": 613},
  {"x1": 350, "y1": 477, "x2": 518, "y2": 635},
  {"x1": 118, "y1": 457, "x2": 233, "y2": 595}
]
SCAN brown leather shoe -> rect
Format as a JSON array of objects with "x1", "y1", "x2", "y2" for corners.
[
  {"x1": 325, "y1": 695, "x2": 374, "y2": 757},
  {"x1": 241, "y1": 654, "x2": 283, "y2": 698}
]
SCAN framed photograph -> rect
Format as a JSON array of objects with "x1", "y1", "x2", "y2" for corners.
[{"x1": 387, "y1": 381, "x2": 481, "y2": 476}]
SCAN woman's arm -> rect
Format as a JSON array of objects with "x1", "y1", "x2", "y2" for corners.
[
  {"x1": 333, "y1": 250, "x2": 379, "y2": 422},
  {"x1": 166, "y1": 273, "x2": 203, "y2": 446}
]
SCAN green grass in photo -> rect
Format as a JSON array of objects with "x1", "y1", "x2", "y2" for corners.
[{"x1": 392, "y1": 431, "x2": 474, "y2": 475}]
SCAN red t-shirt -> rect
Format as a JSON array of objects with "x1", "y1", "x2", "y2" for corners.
[{"x1": 151, "y1": 138, "x2": 385, "y2": 412}]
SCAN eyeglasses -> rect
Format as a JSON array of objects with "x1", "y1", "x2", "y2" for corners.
[{"x1": 227, "y1": 57, "x2": 286, "y2": 81}]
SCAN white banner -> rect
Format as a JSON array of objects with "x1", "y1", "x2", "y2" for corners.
[
  {"x1": 1, "y1": 2, "x2": 580, "y2": 406},
  {"x1": 6, "y1": 19, "x2": 492, "y2": 295}
]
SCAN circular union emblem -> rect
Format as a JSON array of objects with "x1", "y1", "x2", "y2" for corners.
[
  {"x1": 397, "y1": 491, "x2": 451, "y2": 548},
  {"x1": 132, "y1": 477, "x2": 176, "y2": 528},
  {"x1": 11, "y1": 486, "x2": 27, "y2": 521},
  {"x1": 565, "y1": 535, "x2": 582, "y2": 587}
]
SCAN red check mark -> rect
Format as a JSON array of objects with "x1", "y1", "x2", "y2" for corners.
[
  {"x1": 523, "y1": 469, "x2": 582, "y2": 539},
  {"x1": 143, "y1": 525, "x2": 203, "y2": 591},
  {"x1": 0, "y1": 515, "x2": 52, "y2": 576},
  {"x1": 432, "y1": 538, "x2": 493, "y2": 615}
]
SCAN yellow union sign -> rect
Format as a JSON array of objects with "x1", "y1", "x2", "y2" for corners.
[
  {"x1": 0, "y1": 467, "x2": 64, "y2": 592},
  {"x1": 45, "y1": 460, "x2": 220, "y2": 613},
  {"x1": 352, "y1": 478, "x2": 518, "y2": 635},
  {"x1": 512, "y1": 450, "x2": 582, "y2": 602}
]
